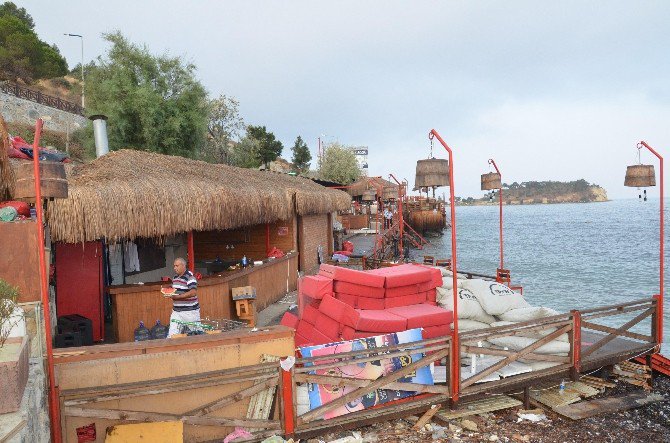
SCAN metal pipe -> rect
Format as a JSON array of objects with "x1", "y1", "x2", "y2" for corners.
[
  {"x1": 638, "y1": 141, "x2": 664, "y2": 344},
  {"x1": 428, "y1": 129, "x2": 460, "y2": 402},
  {"x1": 32, "y1": 119, "x2": 62, "y2": 442},
  {"x1": 89, "y1": 114, "x2": 109, "y2": 157},
  {"x1": 488, "y1": 159, "x2": 504, "y2": 270},
  {"x1": 187, "y1": 231, "x2": 195, "y2": 272}
]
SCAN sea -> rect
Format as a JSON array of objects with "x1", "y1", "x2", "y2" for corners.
[{"x1": 416, "y1": 198, "x2": 669, "y2": 354}]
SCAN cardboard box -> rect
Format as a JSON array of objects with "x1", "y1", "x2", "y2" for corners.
[{"x1": 231, "y1": 286, "x2": 256, "y2": 300}]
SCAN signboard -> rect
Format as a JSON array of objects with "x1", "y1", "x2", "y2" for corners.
[
  {"x1": 353, "y1": 149, "x2": 368, "y2": 155},
  {"x1": 277, "y1": 226, "x2": 289, "y2": 236},
  {"x1": 299, "y1": 328, "x2": 433, "y2": 419}
]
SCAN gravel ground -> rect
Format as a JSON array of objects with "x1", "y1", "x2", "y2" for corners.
[{"x1": 309, "y1": 374, "x2": 670, "y2": 443}]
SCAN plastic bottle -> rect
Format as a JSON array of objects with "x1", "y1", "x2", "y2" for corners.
[
  {"x1": 134, "y1": 321, "x2": 150, "y2": 341},
  {"x1": 242, "y1": 255, "x2": 248, "y2": 268},
  {"x1": 150, "y1": 320, "x2": 168, "y2": 339},
  {"x1": 559, "y1": 379, "x2": 565, "y2": 395}
]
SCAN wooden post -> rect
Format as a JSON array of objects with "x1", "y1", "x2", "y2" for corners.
[
  {"x1": 523, "y1": 386, "x2": 531, "y2": 410},
  {"x1": 571, "y1": 310, "x2": 582, "y2": 379},
  {"x1": 280, "y1": 363, "x2": 295, "y2": 435},
  {"x1": 187, "y1": 231, "x2": 195, "y2": 272}
]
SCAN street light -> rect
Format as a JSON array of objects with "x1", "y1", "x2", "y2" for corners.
[
  {"x1": 64, "y1": 33, "x2": 84, "y2": 108},
  {"x1": 481, "y1": 159, "x2": 505, "y2": 274}
]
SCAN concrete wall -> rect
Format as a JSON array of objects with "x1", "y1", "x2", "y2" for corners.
[{"x1": 1, "y1": 92, "x2": 87, "y2": 134}]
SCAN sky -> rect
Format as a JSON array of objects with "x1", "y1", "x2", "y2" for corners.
[{"x1": 19, "y1": 0, "x2": 670, "y2": 198}]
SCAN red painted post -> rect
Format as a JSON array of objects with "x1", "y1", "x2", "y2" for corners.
[
  {"x1": 266, "y1": 222, "x2": 271, "y2": 256},
  {"x1": 571, "y1": 309, "x2": 582, "y2": 373},
  {"x1": 429, "y1": 129, "x2": 460, "y2": 402},
  {"x1": 389, "y1": 173, "x2": 405, "y2": 256},
  {"x1": 488, "y1": 159, "x2": 504, "y2": 270},
  {"x1": 281, "y1": 363, "x2": 295, "y2": 435},
  {"x1": 32, "y1": 119, "x2": 62, "y2": 443},
  {"x1": 187, "y1": 231, "x2": 195, "y2": 272},
  {"x1": 639, "y1": 141, "x2": 663, "y2": 345}
]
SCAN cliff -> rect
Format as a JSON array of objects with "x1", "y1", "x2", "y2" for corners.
[{"x1": 460, "y1": 179, "x2": 608, "y2": 205}]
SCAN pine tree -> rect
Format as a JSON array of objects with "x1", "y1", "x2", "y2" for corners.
[{"x1": 291, "y1": 136, "x2": 311, "y2": 173}]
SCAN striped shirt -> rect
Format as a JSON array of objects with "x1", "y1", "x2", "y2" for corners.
[{"x1": 171, "y1": 270, "x2": 199, "y2": 312}]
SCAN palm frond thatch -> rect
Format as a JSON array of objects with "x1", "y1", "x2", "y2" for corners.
[{"x1": 38, "y1": 149, "x2": 349, "y2": 243}]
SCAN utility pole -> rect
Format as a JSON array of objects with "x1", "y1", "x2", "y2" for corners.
[{"x1": 64, "y1": 33, "x2": 84, "y2": 108}]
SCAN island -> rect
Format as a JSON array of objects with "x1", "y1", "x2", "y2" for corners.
[{"x1": 459, "y1": 179, "x2": 608, "y2": 205}]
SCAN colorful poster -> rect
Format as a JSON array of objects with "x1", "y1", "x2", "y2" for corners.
[{"x1": 299, "y1": 328, "x2": 433, "y2": 419}]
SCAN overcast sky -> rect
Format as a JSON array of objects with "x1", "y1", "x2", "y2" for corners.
[{"x1": 21, "y1": 0, "x2": 670, "y2": 198}]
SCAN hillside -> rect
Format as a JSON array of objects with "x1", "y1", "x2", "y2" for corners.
[{"x1": 461, "y1": 179, "x2": 608, "y2": 205}]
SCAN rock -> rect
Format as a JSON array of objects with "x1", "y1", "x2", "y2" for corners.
[
  {"x1": 448, "y1": 423, "x2": 462, "y2": 433},
  {"x1": 488, "y1": 435, "x2": 499, "y2": 441},
  {"x1": 460, "y1": 419, "x2": 478, "y2": 432}
]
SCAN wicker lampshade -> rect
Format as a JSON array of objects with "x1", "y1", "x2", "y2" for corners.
[
  {"x1": 624, "y1": 164, "x2": 656, "y2": 187},
  {"x1": 362, "y1": 189, "x2": 376, "y2": 201},
  {"x1": 481, "y1": 172, "x2": 502, "y2": 190},
  {"x1": 382, "y1": 186, "x2": 398, "y2": 200},
  {"x1": 13, "y1": 161, "x2": 68, "y2": 200},
  {"x1": 415, "y1": 158, "x2": 449, "y2": 189}
]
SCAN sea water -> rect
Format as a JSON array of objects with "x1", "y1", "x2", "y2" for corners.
[{"x1": 418, "y1": 198, "x2": 669, "y2": 354}]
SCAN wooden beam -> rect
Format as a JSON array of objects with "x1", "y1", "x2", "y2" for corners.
[
  {"x1": 580, "y1": 304, "x2": 653, "y2": 322},
  {"x1": 294, "y1": 373, "x2": 449, "y2": 395},
  {"x1": 578, "y1": 297, "x2": 653, "y2": 315},
  {"x1": 63, "y1": 406, "x2": 281, "y2": 430},
  {"x1": 581, "y1": 308, "x2": 654, "y2": 358},
  {"x1": 461, "y1": 346, "x2": 569, "y2": 363},
  {"x1": 552, "y1": 392, "x2": 665, "y2": 420},
  {"x1": 461, "y1": 320, "x2": 571, "y2": 343},
  {"x1": 580, "y1": 320, "x2": 653, "y2": 342},
  {"x1": 462, "y1": 325, "x2": 572, "y2": 388},
  {"x1": 183, "y1": 379, "x2": 278, "y2": 417},
  {"x1": 412, "y1": 404, "x2": 442, "y2": 430},
  {"x1": 297, "y1": 347, "x2": 450, "y2": 424}
]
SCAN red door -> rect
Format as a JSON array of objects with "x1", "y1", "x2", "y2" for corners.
[{"x1": 55, "y1": 241, "x2": 104, "y2": 341}]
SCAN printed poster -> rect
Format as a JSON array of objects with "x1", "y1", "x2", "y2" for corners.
[{"x1": 299, "y1": 328, "x2": 433, "y2": 419}]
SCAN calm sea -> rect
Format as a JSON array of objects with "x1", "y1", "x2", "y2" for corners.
[{"x1": 417, "y1": 198, "x2": 669, "y2": 354}]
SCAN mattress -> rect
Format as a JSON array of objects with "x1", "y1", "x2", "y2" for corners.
[{"x1": 387, "y1": 304, "x2": 454, "y2": 329}]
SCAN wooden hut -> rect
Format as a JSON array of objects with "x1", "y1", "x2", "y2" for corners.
[{"x1": 2, "y1": 149, "x2": 350, "y2": 342}]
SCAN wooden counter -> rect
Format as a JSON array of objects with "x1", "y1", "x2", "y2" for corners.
[{"x1": 109, "y1": 252, "x2": 298, "y2": 342}]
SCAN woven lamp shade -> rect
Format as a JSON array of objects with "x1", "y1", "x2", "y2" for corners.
[
  {"x1": 481, "y1": 172, "x2": 502, "y2": 191},
  {"x1": 415, "y1": 158, "x2": 449, "y2": 189},
  {"x1": 362, "y1": 190, "x2": 376, "y2": 201},
  {"x1": 624, "y1": 164, "x2": 656, "y2": 187},
  {"x1": 382, "y1": 186, "x2": 398, "y2": 200},
  {"x1": 13, "y1": 161, "x2": 68, "y2": 200}
]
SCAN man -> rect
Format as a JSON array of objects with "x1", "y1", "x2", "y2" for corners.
[
  {"x1": 384, "y1": 207, "x2": 393, "y2": 230},
  {"x1": 166, "y1": 257, "x2": 200, "y2": 337}
]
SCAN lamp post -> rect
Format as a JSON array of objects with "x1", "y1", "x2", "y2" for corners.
[
  {"x1": 481, "y1": 159, "x2": 504, "y2": 271},
  {"x1": 428, "y1": 129, "x2": 460, "y2": 403},
  {"x1": 624, "y1": 141, "x2": 664, "y2": 345},
  {"x1": 63, "y1": 33, "x2": 84, "y2": 108}
]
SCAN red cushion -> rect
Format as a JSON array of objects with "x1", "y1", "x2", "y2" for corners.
[
  {"x1": 319, "y1": 264, "x2": 385, "y2": 288},
  {"x1": 354, "y1": 309, "x2": 407, "y2": 333},
  {"x1": 295, "y1": 333, "x2": 312, "y2": 347},
  {"x1": 426, "y1": 288, "x2": 437, "y2": 303},
  {"x1": 280, "y1": 312, "x2": 299, "y2": 329},
  {"x1": 384, "y1": 292, "x2": 428, "y2": 308},
  {"x1": 336, "y1": 293, "x2": 386, "y2": 310},
  {"x1": 421, "y1": 324, "x2": 452, "y2": 339},
  {"x1": 297, "y1": 320, "x2": 336, "y2": 345},
  {"x1": 300, "y1": 275, "x2": 333, "y2": 299},
  {"x1": 341, "y1": 326, "x2": 377, "y2": 340},
  {"x1": 333, "y1": 281, "x2": 385, "y2": 298},
  {"x1": 425, "y1": 266, "x2": 443, "y2": 288},
  {"x1": 384, "y1": 281, "x2": 435, "y2": 298},
  {"x1": 318, "y1": 295, "x2": 360, "y2": 329},
  {"x1": 298, "y1": 292, "x2": 320, "y2": 317},
  {"x1": 316, "y1": 312, "x2": 344, "y2": 340},
  {"x1": 386, "y1": 304, "x2": 454, "y2": 329},
  {"x1": 302, "y1": 304, "x2": 320, "y2": 325},
  {"x1": 369, "y1": 264, "x2": 432, "y2": 288}
]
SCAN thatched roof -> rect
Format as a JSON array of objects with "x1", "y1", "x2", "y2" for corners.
[
  {"x1": 36, "y1": 149, "x2": 350, "y2": 243},
  {"x1": 347, "y1": 177, "x2": 397, "y2": 197},
  {"x1": 0, "y1": 116, "x2": 15, "y2": 200}
]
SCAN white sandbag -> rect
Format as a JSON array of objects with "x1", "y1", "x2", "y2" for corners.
[
  {"x1": 490, "y1": 321, "x2": 570, "y2": 343},
  {"x1": 458, "y1": 319, "x2": 492, "y2": 331},
  {"x1": 520, "y1": 360, "x2": 561, "y2": 371},
  {"x1": 498, "y1": 306, "x2": 560, "y2": 322},
  {"x1": 437, "y1": 287, "x2": 497, "y2": 324},
  {"x1": 461, "y1": 279, "x2": 529, "y2": 316},
  {"x1": 488, "y1": 335, "x2": 570, "y2": 355}
]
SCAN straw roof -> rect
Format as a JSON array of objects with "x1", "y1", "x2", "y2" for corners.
[
  {"x1": 347, "y1": 176, "x2": 397, "y2": 197},
  {"x1": 40, "y1": 149, "x2": 350, "y2": 243},
  {"x1": 0, "y1": 115, "x2": 14, "y2": 200}
]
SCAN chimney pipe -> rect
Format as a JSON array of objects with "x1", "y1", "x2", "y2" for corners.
[{"x1": 89, "y1": 114, "x2": 109, "y2": 158}]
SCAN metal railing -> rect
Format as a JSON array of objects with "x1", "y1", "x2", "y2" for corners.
[{"x1": 1, "y1": 81, "x2": 85, "y2": 116}]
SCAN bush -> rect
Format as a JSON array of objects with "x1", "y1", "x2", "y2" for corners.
[{"x1": 0, "y1": 278, "x2": 19, "y2": 348}]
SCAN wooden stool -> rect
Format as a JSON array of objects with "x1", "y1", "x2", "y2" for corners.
[
  {"x1": 423, "y1": 255, "x2": 435, "y2": 265},
  {"x1": 232, "y1": 286, "x2": 257, "y2": 327}
]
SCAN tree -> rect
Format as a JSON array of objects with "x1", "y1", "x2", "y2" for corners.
[
  {"x1": 199, "y1": 94, "x2": 245, "y2": 163},
  {"x1": 246, "y1": 125, "x2": 283, "y2": 167},
  {"x1": 319, "y1": 143, "x2": 361, "y2": 184},
  {"x1": 229, "y1": 136, "x2": 262, "y2": 168},
  {"x1": 291, "y1": 136, "x2": 311, "y2": 173},
  {"x1": 84, "y1": 32, "x2": 208, "y2": 158},
  {"x1": 0, "y1": 4, "x2": 68, "y2": 82}
]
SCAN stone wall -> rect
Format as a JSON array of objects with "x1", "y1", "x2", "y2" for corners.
[{"x1": 1, "y1": 92, "x2": 88, "y2": 133}]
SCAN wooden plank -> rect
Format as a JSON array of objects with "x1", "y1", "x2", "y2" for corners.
[
  {"x1": 578, "y1": 298, "x2": 653, "y2": 315},
  {"x1": 435, "y1": 396, "x2": 522, "y2": 420},
  {"x1": 412, "y1": 404, "x2": 442, "y2": 430},
  {"x1": 246, "y1": 355, "x2": 280, "y2": 427},
  {"x1": 462, "y1": 346, "x2": 568, "y2": 363},
  {"x1": 184, "y1": 379, "x2": 278, "y2": 416},
  {"x1": 580, "y1": 375, "x2": 615, "y2": 389},
  {"x1": 582, "y1": 308, "x2": 654, "y2": 358},
  {"x1": 298, "y1": 347, "x2": 450, "y2": 424},
  {"x1": 294, "y1": 373, "x2": 450, "y2": 395},
  {"x1": 581, "y1": 320, "x2": 653, "y2": 342},
  {"x1": 580, "y1": 304, "x2": 653, "y2": 322},
  {"x1": 552, "y1": 392, "x2": 666, "y2": 420},
  {"x1": 64, "y1": 406, "x2": 281, "y2": 430}
]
